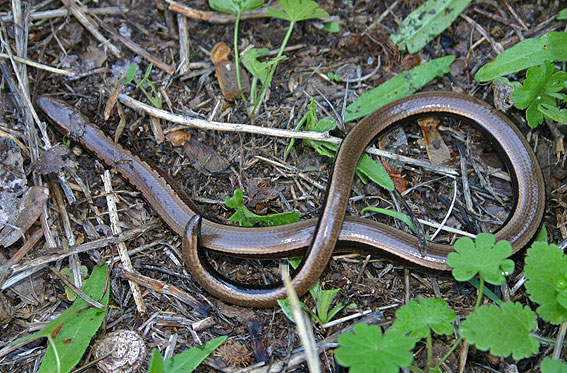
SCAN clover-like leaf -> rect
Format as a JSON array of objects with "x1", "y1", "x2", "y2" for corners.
[
  {"x1": 541, "y1": 358, "x2": 567, "y2": 372},
  {"x1": 459, "y1": 302, "x2": 539, "y2": 360},
  {"x1": 392, "y1": 297, "x2": 455, "y2": 338},
  {"x1": 446, "y1": 233, "x2": 514, "y2": 285},
  {"x1": 524, "y1": 241, "x2": 567, "y2": 324},
  {"x1": 266, "y1": 0, "x2": 329, "y2": 22},
  {"x1": 336, "y1": 323, "x2": 416, "y2": 373},
  {"x1": 512, "y1": 60, "x2": 567, "y2": 128}
]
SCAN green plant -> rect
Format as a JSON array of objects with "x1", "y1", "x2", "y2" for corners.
[
  {"x1": 287, "y1": 99, "x2": 395, "y2": 191},
  {"x1": 14, "y1": 264, "x2": 110, "y2": 373},
  {"x1": 123, "y1": 63, "x2": 162, "y2": 109},
  {"x1": 335, "y1": 234, "x2": 567, "y2": 371},
  {"x1": 225, "y1": 188, "x2": 300, "y2": 227},
  {"x1": 278, "y1": 258, "x2": 350, "y2": 325},
  {"x1": 245, "y1": 0, "x2": 329, "y2": 116},
  {"x1": 511, "y1": 60, "x2": 567, "y2": 128},
  {"x1": 475, "y1": 32, "x2": 567, "y2": 82},
  {"x1": 147, "y1": 336, "x2": 227, "y2": 372},
  {"x1": 208, "y1": 0, "x2": 264, "y2": 93}
]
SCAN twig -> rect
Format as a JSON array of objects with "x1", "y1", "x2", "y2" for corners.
[
  {"x1": 0, "y1": 6, "x2": 126, "y2": 21},
  {"x1": 49, "y1": 266, "x2": 105, "y2": 309},
  {"x1": 120, "y1": 269, "x2": 206, "y2": 311},
  {"x1": 7, "y1": 223, "x2": 158, "y2": 277},
  {"x1": 281, "y1": 265, "x2": 321, "y2": 373},
  {"x1": 166, "y1": 0, "x2": 269, "y2": 24},
  {"x1": 60, "y1": 0, "x2": 121, "y2": 58},
  {"x1": 102, "y1": 170, "x2": 146, "y2": 313},
  {"x1": 119, "y1": 94, "x2": 459, "y2": 177},
  {"x1": 0, "y1": 53, "x2": 74, "y2": 76}
]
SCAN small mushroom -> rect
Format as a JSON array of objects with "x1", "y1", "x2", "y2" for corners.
[{"x1": 94, "y1": 330, "x2": 146, "y2": 373}]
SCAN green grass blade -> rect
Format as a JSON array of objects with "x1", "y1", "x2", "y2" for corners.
[
  {"x1": 345, "y1": 56, "x2": 455, "y2": 122},
  {"x1": 390, "y1": 0, "x2": 472, "y2": 53},
  {"x1": 475, "y1": 32, "x2": 567, "y2": 82}
]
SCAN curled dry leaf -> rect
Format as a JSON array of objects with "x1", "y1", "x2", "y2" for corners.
[{"x1": 94, "y1": 330, "x2": 146, "y2": 373}]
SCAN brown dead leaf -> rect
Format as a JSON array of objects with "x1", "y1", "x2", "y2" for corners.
[
  {"x1": 0, "y1": 186, "x2": 49, "y2": 247},
  {"x1": 183, "y1": 138, "x2": 229, "y2": 174},
  {"x1": 210, "y1": 42, "x2": 249, "y2": 101},
  {"x1": 168, "y1": 130, "x2": 191, "y2": 146},
  {"x1": 34, "y1": 144, "x2": 72, "y2": 175},
  {"x1": 417, "y1": 117, "x2": 451, "y2": 166}
]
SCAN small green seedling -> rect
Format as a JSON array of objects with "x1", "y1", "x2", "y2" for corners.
[
  {"x1": 147, "y1": 336, "x2": 227, "y2": 372},
  {"x1": 511, "y1": 60, "x2": 567, "y2": 128},
  {"x1": 123, "y1": 63, "x2": 162, "y2": 109},
  {"x1": 225, "y1": 189, "x2": 300, "y2": 227},
  {"x1": 277, "y1": 257, "x2": 349, "y2": 325}
]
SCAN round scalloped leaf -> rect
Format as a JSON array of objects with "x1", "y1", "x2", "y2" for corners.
[
  {"x1": 459, "y1": 302, "x2": 538, "y2": 360},
  {"x1": 336, "y1": 323, "x2": 416, "y2": 373},
  {"x1": 524, "y1": 241, "x2": 567, "y2": 324},
  {"x1": 446, "y1": 233, "x2": 514, "y2": 285},
  {"x1": 392, "y1": 297, "x2": 455, "y2": 338},
  {"x1": 541, "y1": 358, "x2": 567, "y2": 373}
]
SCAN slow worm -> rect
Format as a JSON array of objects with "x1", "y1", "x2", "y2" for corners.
[{"x1": 39, "y1": 92, "x2": 545, "y2": 307}]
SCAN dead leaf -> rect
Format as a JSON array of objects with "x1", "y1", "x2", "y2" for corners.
[
  {"x1": 183, "y1": 138, "x2": 229, "y2": 175},
  {"x1": 211, "y1": 42, "x2": 249, "y2": 101},
  {"x1": 417, "y1": 117, "x2": 451, "y2": 166},
  {"x1": 34, "y1": 144, "x2": 72, "y2": 175},
  {"x1": 168, "y1": 130, "x2": 191, "y2": 146},
  {"x1": 0, "y1": 186, "x2": 49, "y2": 247}
]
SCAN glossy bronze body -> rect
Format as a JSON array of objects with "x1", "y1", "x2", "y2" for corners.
[{"x1": 39, "y1": 92, "x2": 545, "y2": 307}]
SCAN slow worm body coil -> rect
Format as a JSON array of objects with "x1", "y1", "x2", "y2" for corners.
[{"x1": 39, "y1": 92, "x2": 545, "y2": 307}]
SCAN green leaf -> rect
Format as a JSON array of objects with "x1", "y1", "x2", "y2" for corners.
[
  {"x1": 390, "y1": 0, "x2": 472, "y2": 54},
  {"x1": 558, "y1": 8, "x2": 567, "y2": 20},
  {"x1": 314, "y1": 288, "x2": 343, "y2": 324},
  {"x1": 535, "y1": 225, "x2": 548, "y2": 243},
  {"x1": 124, "y1": 63, "x2": 137, "y2": 84},
  {"x1": 241, "y1": 48, "x2": 285, "y2": 85},
  {"x1": 209, "y1": 0, "x2": 263, "y2": 13},
  {"x1": 323, "y1": 20, "x2": 340, "y2": 33},
  {"x1": 266, "y1": 0, "x2": 329, "y2": 22},
  {"x1": 392, "y1": 297, "x2": 455, "y2": 338},
  {"x1": 361, "y1": 207, "x2": 416, "y2": 233},
  {"x1": 164, "y1": 336, "x2": 228, "y2": 372},
  {"x1": 148, "y1": 349, "x2": 165, "y2": 373},
  {"x1": 459, "y1": 302, "x2": 539, "y2": 360},
  {"x1": 541, "y1": 358, "x2": 567, "y2": 372},
  {"x1": 446, "y1": 233, "x2": 514, "y2": 285},
  {"x1": 345, "y1": 56, "x2": 455, "y2": 122},
  {"x1": 539, "y1": 103, "x2": 567, "y2": 124},
  {"x1": 524, "y1": 241, "x2": 567, "y2": 325},
  {"x1": 37, "y1": 265, "x2": 110, "y2": 373},
  {"x1": 475, "y1": 32, "x2": 567, "y2": 82},
  {"x1": 336, "y1": 324, "x2": 416, "y2": 373},
  {"x1": 225, "y1": 189, "x2": 300, "y2": 227},
  {"x1": 511, "y1": 60, "x2": 567, "y2": 128},
  {"x1": 356, "y1": 154, "x2": 395, "y2": 191},
  {"x1": 60, "y1": 266, "x2": 88, "y2": 301}
]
